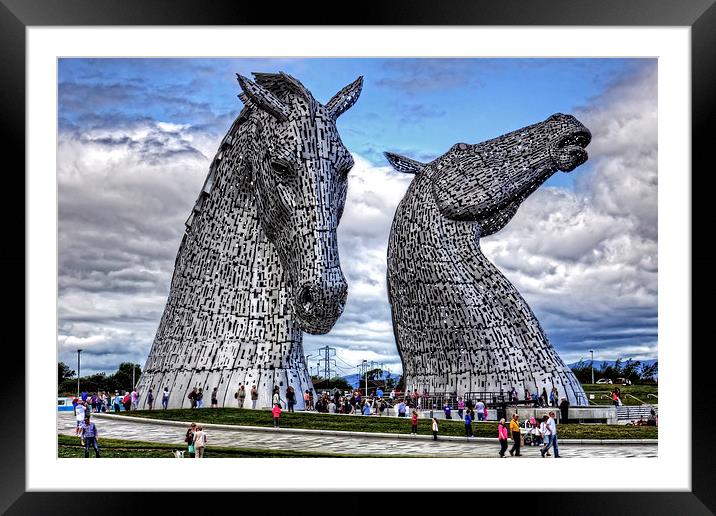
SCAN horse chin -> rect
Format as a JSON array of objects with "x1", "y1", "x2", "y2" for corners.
[
  {"x1": 556, "y1": 147, "x2": 588, "y2": 172},
  {"x1": 293, "y1": 311, "x2": 340, "y2": 335}
]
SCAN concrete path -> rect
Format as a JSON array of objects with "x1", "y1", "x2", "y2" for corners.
[{"x1": 57, "y1": 413, "x2": 657, "y2": 458}]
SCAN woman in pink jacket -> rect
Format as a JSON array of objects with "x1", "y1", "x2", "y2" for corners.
[
  {"x1": 272, "y1": 403, "x2": 282, "y2": 428},
  {"x1": 498, "y1": 418, "x2": 509, "y2": 457}
]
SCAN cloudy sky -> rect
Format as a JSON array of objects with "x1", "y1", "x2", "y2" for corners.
[{"x1": 57, "y1": 58, "x2": 657, "y2": 377}]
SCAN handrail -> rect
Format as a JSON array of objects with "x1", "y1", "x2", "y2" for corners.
[{"x1": 624, "y1": 393, "x2": 649, "y2": 405}]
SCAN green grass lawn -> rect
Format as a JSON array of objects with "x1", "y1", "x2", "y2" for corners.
[
  {"x1": 57, "y1": 434, "x2": 420, "y2": 458},
  {"x1": 116, "y1": 408, "x2": 657, "y2": 440},
  {"x1": 581, "y1": 384, "x2": 658, "y2": 406}
]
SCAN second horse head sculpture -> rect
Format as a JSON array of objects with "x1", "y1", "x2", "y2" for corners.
[{"x1": 385, "y1": 113, "x2": 592, "y2": 405}]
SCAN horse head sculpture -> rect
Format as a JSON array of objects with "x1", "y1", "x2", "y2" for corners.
[
  {"x1": 238, "y1": 72, "x2": 363, "y2": 334},
  {"x1": 386, "y1": 113, "x2": 591, "y2": 235},
  {"x1": 384, "y1": 113, "x2": 592, "y2": 405}
]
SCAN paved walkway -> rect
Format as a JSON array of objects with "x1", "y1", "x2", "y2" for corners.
[{"x1": 57, "y1": 413, "x2": 657, "y2": 458}]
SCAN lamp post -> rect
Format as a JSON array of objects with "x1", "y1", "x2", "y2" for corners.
[
  {"x1": 363, "y1": 359, "x2": 368, "y2": 397},
  {"x1": 76, "y1": 349, "x2": 82, "y2": 397},
  {"x1": 589, "y1": 349, "x2": 595, "y2": 384}
]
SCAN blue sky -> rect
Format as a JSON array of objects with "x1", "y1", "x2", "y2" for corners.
[{"x1": 57, "y1": 58, "x2": 657, "y2": 377}]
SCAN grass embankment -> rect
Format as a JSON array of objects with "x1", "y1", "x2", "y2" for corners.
[
  {"x1": 118, "y1": 408, "x2": 657, "y2": 440},
  {"x1": 581, "y1": 384, "x2": 658, "y2": 406},
  {"x1": 57, "y1": 434, "x2": 415, "y2": 458}
]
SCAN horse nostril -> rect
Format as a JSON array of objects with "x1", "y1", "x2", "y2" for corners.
[{"x1": 297, "y1": 285, "x2": 315, "y2": 314}]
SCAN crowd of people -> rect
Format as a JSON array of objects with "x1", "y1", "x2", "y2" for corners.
[
  {"x1": 496, "y1": 411, "x2": 561, "y2": 458},
  {"x1": 71, "y1": 389, "x2": 140, "y2": 414}
]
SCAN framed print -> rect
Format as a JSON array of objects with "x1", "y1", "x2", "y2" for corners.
[{"x1": 3, "y1": 0, "x2": 713, "y2": 513}]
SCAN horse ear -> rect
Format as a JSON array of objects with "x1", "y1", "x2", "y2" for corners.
[
  {"x1": 325, "y1": 76, "x2": 363, "y2": 119},
  {"x1": 237, "y1": 74, "x2": 290, "y2": 122},
  {"x1": 384, "y1": 152, "x2": 425, "y2": 174}
]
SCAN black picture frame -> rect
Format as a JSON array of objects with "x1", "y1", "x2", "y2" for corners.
[{"x1": 2, "y1": 0, "x2": 712, "y2": 513}]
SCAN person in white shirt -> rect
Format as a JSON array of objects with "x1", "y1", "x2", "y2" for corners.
[
  {"x1": 539, "y1": 414, "x2": 552, "y2": 455},
  {"x1": 328, "y1": 401, "x2": 336, "y2": 413},
  {"x1": 193, "y1": 426, "x2": 207, "y2": 458},
  {"x1": 130, "y1": 389, "x2": 139, "y2": 410},
  {"x1": 543, "y1": 411, "x2": 560, "y2": 457},
  {"x1": 476, "y1": 400, "x2": 485, "y2": 421},
  {"x1": 75, "y1": 401, "x2": 86, "y2": 437}
]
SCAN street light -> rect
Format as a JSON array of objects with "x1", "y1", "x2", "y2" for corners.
[
  {"x1": 589, "y1": 349, "x2": 595, "y2": 384},
  {"x1": 76, "y1": 349, "x2": 82, "y2": 397},
  {"x1": 363, "y1": 359, "x2": 368, "y2": 397}
]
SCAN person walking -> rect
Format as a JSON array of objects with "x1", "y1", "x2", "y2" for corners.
[
  {"x1": 498, "y1": 418, "x2": 509, "y2": 457},
  {"x1": 236, "y1": 384, "x2": 246, "y2": 408},
  {"x1": 211, "y1": 387, "x2": 218, "y2": 408},
  {"x1": 476, "y1": 399, "x2": 485, "y2": 421},
  {"x1": 185, "y1": 423, "x2": 197, "y2": 458},
  {"x1": 188, "y1": 387, "x2": 197, "y2": 409},
  {"x1": 432, "y1": 417, "x2": 439, "y2": 441},
  {"x1": 196, "y1": 388, "x2": 204, "y2": 408},
  {"x1": 509, "y1": 413, "x2": 522, "y2": 456},
  {"x1": 147, "y1": 389, "x2": 154, "y2": 410},
  {"x1": 122, "y1": 392, "x2": 131, "y2": 412},
  {"x1": 457, "y1": 397, "x2": 465, "y2": 420},
  {"x1": 161, "y1": 387, "x2": 170, "y2": 410},
  {"x1": 464, "y1": 410, "x2": 474, "y2": 438},
  {"x1": 250, "y1": 385, "x2": 259, "y2": 409},
  {"x1": 113, "y1": 392, "x2": 122, "y2": 413},
  {"x1": 193, "y1": 426, "x2": 207, "y2": 458},
  {"x1": 543, "y1": 411, "x2": 560, "y2": 458},
  {"x1": 272, "y1": 386, "x2": 281, "y2": 408},
  {"x1": 80, "y1": 416, "x2": 100, "y2": 458},
  {"x1": 100, "y1": 392, "x2": 108, "y2": 413},
  {"x1": 272, "y1": 403, "x2": 282, "y2": 428},
  {"x1": 443, "y1": 402, "x2": 452, "y2": 419},
  {"x1": 411, "y1": 409, "x2": 419, "y2": 435},
  {"x1": 286, "y1": 386, "x2": 296, "y2": 412},
  {"x1": 75, "y1": 401, "x2": 86, "y2": 438},
  {"x1": 539, "y1": 415, "x2": 553, "y2": 457},
  {"x1": 130, "y1": 388, "x2": 139, "y2": 411}
]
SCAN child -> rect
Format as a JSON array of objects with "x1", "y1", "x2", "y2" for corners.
[
  {"x1": 465, "y1": 410, "x2": 473, "y2": 438},
  {"x1": 272, "y1": 403, "x2": 282, "y2": 428},
  {"x1": 411, "y1": 409, "x2": 418, "y2": 435}
]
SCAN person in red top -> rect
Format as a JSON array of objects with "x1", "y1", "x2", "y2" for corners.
[
  {"x1": 272, "y1": 403, "x2": 282, "y2": 428},
  {"x1": 498, "y1": 418, "x2": 509, "y2": 457},
  {"x1": 410, "y1": 409, "x2": 419, "y2": 435}
]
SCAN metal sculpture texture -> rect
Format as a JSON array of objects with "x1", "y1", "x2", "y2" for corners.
[
  {"x1": 137, "y1": 72, "x2": 363, "y2": 409},
  {"x1": 385, "y1": 113, "x2": 591, "y2": 405}
]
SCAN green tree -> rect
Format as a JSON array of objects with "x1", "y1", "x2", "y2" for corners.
[
  {"x1": 58, "y1": 362, "x2": 75, "y2": 381},
  {"x1": 640, "y1": 361, "x2": 658, "y2": 383},
  {"x1": 622, "y1": 359, "x2": 642, "y2": 383},
  {"x1": 569, "y1": 360, "x2": 593, "y2": 384},
  {"x1": 326, "y1": 376, "x2": 351, "y2": 391}
]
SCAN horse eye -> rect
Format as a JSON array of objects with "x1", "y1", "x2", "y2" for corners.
[{"x1": 270, "y1": 161, "x2": 291, "y2": 177}]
